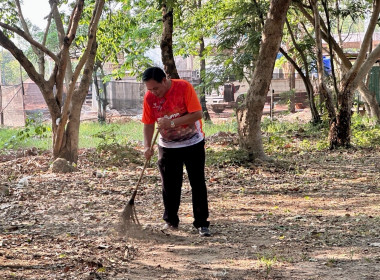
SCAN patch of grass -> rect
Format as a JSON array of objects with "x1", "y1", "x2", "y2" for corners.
[
  {"x1": 0, "y1": 113, "x2": 52, "y2": 151},
  {"x1": 206, "y1": 147, "x2": 249, "y2": 167},
  {"x1": 203, "y1": 119, "x2": 237, "y2": 135},
  {"x1": 261, "y1": 116, "x2": 330, "y2": 155},
  {"x1": 79, "y1": 120, "x2": 143, "y2": 148},
  {"x1": 351, "y1": 114, "x2": 380, "y2": 147}
]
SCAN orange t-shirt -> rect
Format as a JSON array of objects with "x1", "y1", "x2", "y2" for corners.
[{"x1": 142, "y1": 79, "x2": 204, "y2": 148}]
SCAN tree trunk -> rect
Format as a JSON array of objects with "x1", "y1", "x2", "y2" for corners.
[
  {"x1": 238, "y1": 0, "x2": 291, "y2": 160},
  {"x1": 280, "y1": 20, "x2": 320, "y2": 123},
  {"x1": 199, "y1": 36, "x2": 210, "y2": 121},
  {"x1": 55, "y1": 40, "x2": 97, "y2": 162},
  {"x1": 160, "y1": 5, "x2": 180, "y2": 79},
  {"x1": 329, "y1": 83, "x2": 354, "y2": 148},
  {"x1": 358, "y1": 82, "x2": 380, "y2": 120},
  {"x1": 312, "y1": 0, "x2": 337, "y2": 124},
  {"x1": 289, "y1": 64, "x2": 295, "y2": 90},
  {"x1": 93, "y1": 67, "x2": 104, "y2": 122},
  {"x1": 93, "y1": 63, "x2": 108, "y2": 123}
]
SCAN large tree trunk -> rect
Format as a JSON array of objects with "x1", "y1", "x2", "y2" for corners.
[
  {"x1": 238, "y1": 0, "x2": 291, "y2": 160},
  {"x1": 160, "y1": 4, "x2": 179, "y2": 79},
  {"x1": 329, "y1": 82, "x2": 355, "y2": 148},
  {"x1": 58, "y1": 40, "x2": 97, "y2": 162}
]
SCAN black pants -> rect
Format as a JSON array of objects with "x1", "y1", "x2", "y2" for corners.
[{"x1": 157, "y1": 140, "x2": 210, "y2": 228}]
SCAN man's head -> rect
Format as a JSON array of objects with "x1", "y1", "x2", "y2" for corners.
[{"x1": 142, "y1": 67, "x2": 171, "y2": 98}]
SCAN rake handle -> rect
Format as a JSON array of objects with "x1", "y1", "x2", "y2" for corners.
[{"x1": 129, "y1": 129, "x2": 159, "y2": 202}]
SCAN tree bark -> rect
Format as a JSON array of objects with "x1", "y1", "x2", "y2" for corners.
[
  {"x1": 238, "y1": 0, "x2": 291, "y2": 160},
  {"x1": 49, "y1": 0, "x2": 74, "y2": 88},
  {"x1": 160, "y1": 4, "x2": 180, "y2": 79},
  {"x1": 93, "y1": 62, "x2": 108, "y2": 122},
  {"x1": 311, "y1": 0, "x2": 337, "y2": 126},
  {"x1": 199, "y1": 36, "x2": 210, "y2": 121},
  {"x1": 58, "y1": 40, "x2": 98, "y2": 162}
]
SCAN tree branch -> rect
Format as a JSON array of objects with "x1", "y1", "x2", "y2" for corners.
[
  {"x1": 0, "y1": 30, "x2": 44, "y2": 84},
  {"x1": 0, "y1": 22, "x2": 59, "y2": 63}
]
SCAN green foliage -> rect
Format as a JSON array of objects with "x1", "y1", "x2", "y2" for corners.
[
  {"x1": 278, "y1": 89, "x2": 295, "y2": 105},
  {"x1": 79, "y1": 121, "x2": 143, "y2": 148},
  {"x1": 351, "y1": 114, "x2": 380, "y2": 147},
  {"x1": 257, "y1": 254, "x2": 277, "y2": 277},
  {"x1": 207, "y1": 0, "x2": 264, "y2": 85},
  {"x1": 75, "y1": 0, "x2": 160, "y2": 81},
  {"x1": 2, "y1": 113, "x2": 51, "y2": 149},
  {"x1": 203, "y1": 119, "x2": 237, "y2": 136},
  {"x1": 0, "y1": 50, "x2": 26, "y2": 85},
  {"x1": 0, "y1": 1, "x2": 18, "y2": 30},
  {"x1": 261, "y1": 116, "x2": 329, "y2": 155},
  {"x1": 206, "y1": 147, "x2": 249, "y2": 167},
  {"x1": 91, "y1": 125, "x2": 144, "y2": 167}
]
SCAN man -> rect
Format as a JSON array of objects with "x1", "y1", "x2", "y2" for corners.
[{"x1": 141, "y1": 66, "x2": 210, "y2": 237}]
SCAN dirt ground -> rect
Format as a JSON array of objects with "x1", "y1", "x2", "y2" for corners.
[{"x1": 1, "y1": 111, "x2": 380, "y2": 280}]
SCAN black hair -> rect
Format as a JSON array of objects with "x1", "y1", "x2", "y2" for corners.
[{"x1": 142, "y1": 67, "x2": 166, "y2": 83}]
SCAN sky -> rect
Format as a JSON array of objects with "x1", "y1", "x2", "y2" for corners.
[{"x1": 22, "y1": 0, "x2": 54, "y2": 29}]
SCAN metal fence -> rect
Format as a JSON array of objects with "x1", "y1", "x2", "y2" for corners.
[{"x1": 0, "y1": 85, "x2": 26, "y2": 127}]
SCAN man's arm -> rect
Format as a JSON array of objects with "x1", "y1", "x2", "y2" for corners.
[
  {"x1": 157, "y1": 110, "x2": 202, "y2": 129},
  {"x1": 143, "y1": 123, "x2": 155, "y2": 160}
]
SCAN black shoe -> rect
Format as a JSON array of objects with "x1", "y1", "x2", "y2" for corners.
[{"x1": 198, "y1": 227, "x2": 211, "y2": 237}]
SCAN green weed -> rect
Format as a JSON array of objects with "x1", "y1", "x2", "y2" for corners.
[{"x1": 257, "y1": 254, "x2": 277, "y2": 277}]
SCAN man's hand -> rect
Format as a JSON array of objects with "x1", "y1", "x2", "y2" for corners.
[
  {"x1": 157, "y1": 117, "x2": 173, "y2": 129},
  {"x1": 144, "y1": 146, "x2": 154, "y2": 160}
]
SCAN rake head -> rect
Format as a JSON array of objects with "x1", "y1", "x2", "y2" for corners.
[{"x1": 119, "y1": 200, "x2": 140, "y2": 233}]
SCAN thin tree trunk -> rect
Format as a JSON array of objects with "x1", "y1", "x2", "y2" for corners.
[
  {"x1": 160, "y1": 4, "x2": 179, "y2": 79},
  {"x1": 50, "y1": 0, "x2": 74, "y2": 88},
  {"x1": 99, "y1": 67, "x2": 108, "y2": 122},
  {"x1": 93, "y1": 66, "x2": 105, "y2": 122},
  {"x1": 199, "y1": 36, "x2": 210, "y2": 121},
  {"x1": 279, "y1": 47, "x2": 320, "y2": 123},
  {"x1": 312, "y1": 0, "x2": 336, "y2": 126}
]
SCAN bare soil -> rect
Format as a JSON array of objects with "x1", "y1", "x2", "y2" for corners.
[{"x1": 1, "y1": 113, "x2": 380, "y2": 280}]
